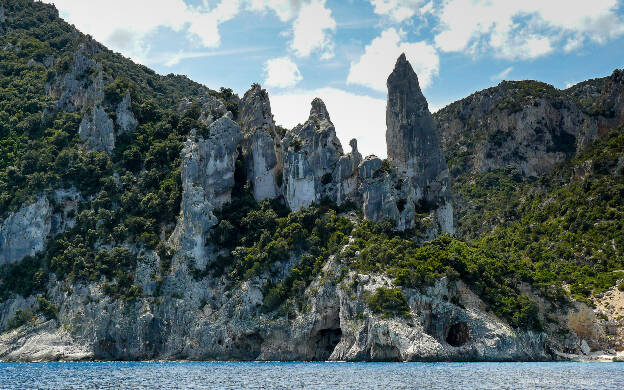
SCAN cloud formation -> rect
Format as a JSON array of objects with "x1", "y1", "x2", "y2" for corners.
[
  {"x1": 263, "y1": 57, "x2": 303, "y2": 88},
  {"x1": 347, "y1": 28, "x2": 439, "y2": 92},
  {"x1": 291, "y1": 0, "x2": 336, "y2": 59},
  {"x1": 370, "y1": 0, "x2": 428, "y2": 22},
  {"x1": 43, "y1": 0, "x2": 241, "y2": 62},
  {"x1": 433, "y1": 0, "x2": 624, "y2": 60}
]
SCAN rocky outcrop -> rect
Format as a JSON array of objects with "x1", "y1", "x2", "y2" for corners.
[
  {"x1": 435, "y1": 70, "x2": 624, "y2": 178},
  {"x1": 46, "y1": 39, "x2": 103, "y2": 113},
  {"x1": 387, "y1": 54, "x2": 448, "y2": 183},
  {"x1": 178, "y1": 94, "x2": 229, "y2": 126},
  {"x1": 78, "y1": 105, "x2": 115, "y2": 152},
  {"x1": 115, "y1": 92, "x2": 138, "y2": 134},
  {"x1": 238, "y1": 84, "x2": 281, "y2": 201},
  {"x1": 281, "y1": 98, "x2": 343, "y2": 210},
  {"x1": 0, "y1": 237, "x2": 547, "y2": 362},
  {"x1": 381, "y1": 54, "x2": 454, "y2": 232},
  {"x1": 0, "y1": 197, "x2": 51, "y2": 266},
  {"x1": 170, "y1": 118, "x2": 243, "y2": 259}
]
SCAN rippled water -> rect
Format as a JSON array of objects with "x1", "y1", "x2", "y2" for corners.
[{"x1": 0, "y1": 361, "x2": 622, "y2": 389}]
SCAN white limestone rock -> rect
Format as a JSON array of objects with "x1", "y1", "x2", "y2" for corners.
[
  {"x1": 170, "y1": 117, "x2": 243, "y2": 259},
  {"x1": 78, "y1": 105, "x2": 115, "y2": 153},
  {"x1": 238, "y1": 84, "x2": 280, "y2": 201},
  {"x1": 115, "y1": 92, "x2": 138, "y2": 134},
  {"x1": 0, "y1": 197, "x2": 51, "y2": 266}
]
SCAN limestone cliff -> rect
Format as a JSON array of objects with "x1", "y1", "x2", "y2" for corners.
[
  {"x1": 281, "y1": 98, "x2": 343, "y2": 210},
  {"x1": 238, "y1": 84, "x2": 281, "y2": 201},
  {"x1": 0, "y1": 235, "x2": 546, "y2": 362},
  {"x1": 435, "y1": 70, "x2": 624, "y2": 178},
  {"x1": 0, "y1": 197, "x2": 51, "y2": 266},
  {"x1": 170, "y1": 117, "x2": 243, "y2": 260}
]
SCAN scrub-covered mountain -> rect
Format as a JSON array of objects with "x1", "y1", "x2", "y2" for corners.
[{"x1": 0, "y1": 0, "x2": 623, "y2": 362}]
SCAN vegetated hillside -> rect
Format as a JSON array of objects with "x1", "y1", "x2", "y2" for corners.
[
  {"x1": 0, "y1": 0, "x2": 623, "y2": 361},
  {"x1": 0, "y1": 0, "x2": 236, "y2": 298}
]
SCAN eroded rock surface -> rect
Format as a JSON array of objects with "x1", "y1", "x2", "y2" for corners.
[
  {"x1": 0, "y1": 197, "x2": 51, "y2": 266},
  {"x1": 170, "y1": 118, "x2": 243, "y2": 258},
  {"x1": 78, "y1": 105, "x2": 115, "y2": 152},
  {"x1": 239, "y1": 84, "x2": 280, "y2": 201},
  {"x1": 115, "y1": 92, "x2": 138, "y2": 134}
]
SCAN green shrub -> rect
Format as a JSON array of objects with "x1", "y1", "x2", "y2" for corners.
[{"x1": 367, "y1": 287, "x2": 410, "y2": 318}]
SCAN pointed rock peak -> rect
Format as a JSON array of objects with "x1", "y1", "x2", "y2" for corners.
[
  {"x1": 396, "y1": 52, "x2": 407, "y2": 66},
  {"x1": 239, "y1": 83, "x2": 275, "y2": 134},
  {"x1": 388, "y1": 53, "x2": 422, "y2": 94},
  {"x1": 309, "y1": 98, "x2": 331, "y2": 123},
  {"x1": 349, "y1": 138, "x2": 358, "y2": 153}
]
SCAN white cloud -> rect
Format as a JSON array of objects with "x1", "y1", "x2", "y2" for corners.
[
  {"x1": 270, "y1": 88, "x2": 388, "y2": 158},
  {"x1": 248, "y1": 0, "x2": 307, "y2": 22},
  {"x1": 43, "y1": 0, "x2": 241, "y2": 63},
  {"x1": 263, "y1": 57, "x2": 303, "y2": 88},
  {"x1": 434, "y1": 0, "x2": 624, "y2": 60},
  {"x1": 491, "y1": 66, "x2": 514, "y2": 82},
  {"x1": 291, "y1": 0, "x2": 336, "y2": 58},
  {"x1": 370, "y1": 0, "x2": 425, "y2": 22},
  {"x1": 162, "y1": 47, "x2": 270, "y2": 67},
  {"x1": 347, "y1": 28, "x2": 439, "y2": 92}
]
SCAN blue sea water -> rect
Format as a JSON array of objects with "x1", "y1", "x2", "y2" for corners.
[{"x1": 0, "y1": 361, "x2": 622, "y2": 389}]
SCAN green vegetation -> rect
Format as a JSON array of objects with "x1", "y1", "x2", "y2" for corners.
[
  {"x1": 367, "y1": 287, "x2": 410, "y2": 318},
  {"x1": 0, "y1": 0, "x2": 230, "y2": 301}
]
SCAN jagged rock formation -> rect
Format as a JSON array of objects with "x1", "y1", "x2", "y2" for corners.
[
  {"x1": 0, "y1": 197, "x2": 51, "y2": 266},
  {"x1": 387, "y1": 54, "x2": 448, "y2": 183},
  {"x1": 0, "y1": 242, "x2": 546, "y2": 362},
  {"x1": 238, "y1": 84, "x2": 281, "y2": 201},
  {"x1": 282, "y1": 98, "x2": 343, "y2": 210},
  {"x1": 170, "y1": 118, "x2": 243, "y2": 259},
  {"x1": 435, "y1": 70, "x2": 624, "y2": 178},
  {"x1": 383, "y1": 54, "x2": 453, "y2": 232},
  {"x1": 47, "y1": 39, "x2": 140, "y2": 153},
  {"x1": 46, "y1": 39, "x2": 103, "y2": 113},
  {"x1": 115, "y1": 92, "x2": 138, "y2": 134},
  {"x1": 78, "y1": 105, "x2": 115, "y2": 152},
  {"x1": 231, "y1": 60, "x2": 454, "y2": 234}
]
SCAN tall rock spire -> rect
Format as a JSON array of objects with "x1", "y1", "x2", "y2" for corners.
[{"x1": 386, "y1": 53, "x2": 447, "y2": 189}]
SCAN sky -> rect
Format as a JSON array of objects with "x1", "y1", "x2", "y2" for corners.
[{"x1": 43, "y1": 0, "x2": 624, "y2": 158}]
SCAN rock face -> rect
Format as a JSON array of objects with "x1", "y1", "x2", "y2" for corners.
[
  {"x1": 381, "y1": 54, "x2": 453, "y2": 232},
  {"x1": 115, "y1": 92, "x2": 138, "y2": 134},
  {"x1": 170, "y1": 118, "x2": 243, "y2": 259},
  {"x1": 435, "y1": 70, "x2": 624, "y2": 178},
  {"x1": 46, "y1": 39, "x2": 103, "y2": 113},
  {"x1": 238, "y1": 84, "x2": 280, "y2": 201},
  {"x1": 47, "y1": 39, "x2": 139, "y2": 153},
  {"x1": 0, "y1": 197, "x2": 51, "y2": 266},
  {"x1": 0, "y1": 241, "x2": 547, "y2": 362},
  {"x1": 281, "y1": 98, "x2": 343, "y2": 210},
  {"x1": 78, "y1": 105, "x2": 115, "y2": 152},
  {"x1": 387, "y1": 54, "x2": 447, "y2": 183},
  {"x1": 230, "y1": 60, "x2": 454, "y2": 233}
]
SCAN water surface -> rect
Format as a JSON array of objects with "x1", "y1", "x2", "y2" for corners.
[{"x1": 0, "y1": 361, "x2": 622, "y2": 389}]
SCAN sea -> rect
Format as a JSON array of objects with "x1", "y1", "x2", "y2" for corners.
[{"x1": 0, "y1": 361, "x2": 622, "y2": 389}]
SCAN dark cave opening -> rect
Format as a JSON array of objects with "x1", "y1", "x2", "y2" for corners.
[
  {"x1": 446, "y1": 322, "x2": 470, "y2": 347},
  {"x1": 310, "y1": 327, "x2": 342, "y2": 360}
]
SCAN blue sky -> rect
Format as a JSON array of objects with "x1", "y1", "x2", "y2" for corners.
[{"x1": 44, "y1": 0, "x2": 624, "y2": 158}]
